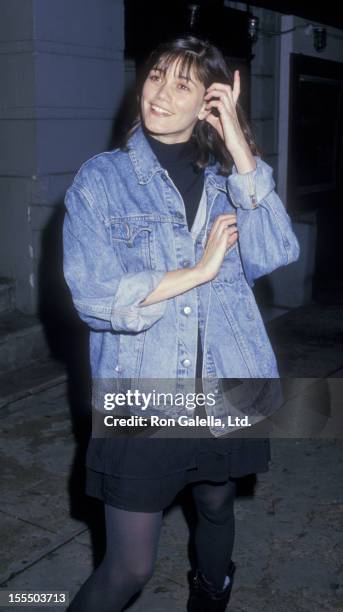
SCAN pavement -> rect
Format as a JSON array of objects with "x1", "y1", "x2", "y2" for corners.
[{"x1": 0, "y1": 297, "x2": 343, "y2": 612}]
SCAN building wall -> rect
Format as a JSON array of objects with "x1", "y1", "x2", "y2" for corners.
[
  {"x1": 226, "y1": 4, "x2": 343, "y2": 201},
  {"x1": 226, "y1": 3, "x2": 343, "y2": 313},
  {"x1": 225, "y1": 2, "x2": 281, "y2": 181},
  {"x1": 0, "y1": 0, "x2": 124, "y2": 313}
]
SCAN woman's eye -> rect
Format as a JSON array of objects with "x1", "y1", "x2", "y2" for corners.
[
  {"x1": 150, "y1": 75, "x2": 160, "y2": 82},
  {"x1": 178, "y1": 83, "x2": 190, "y2": 91}
]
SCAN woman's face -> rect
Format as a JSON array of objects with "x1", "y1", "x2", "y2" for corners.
[{"x1": 140, "y1": 57, "x2": 208, "y2": 144}]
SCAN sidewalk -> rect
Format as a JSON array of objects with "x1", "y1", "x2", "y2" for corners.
[{"x1": 0, "y1": 298, "x2": 342, "y2": 611}]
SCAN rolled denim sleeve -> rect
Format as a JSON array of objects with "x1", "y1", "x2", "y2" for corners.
[
  {"x1": 63, "y1": 184, "x2": 167, "y2": 332},
  {"x1": 227, "y1": 155, "x2": 273, "y2": 210},
  {"x1": 227, "y1": 156, "x2": 300, "y2": 287}
]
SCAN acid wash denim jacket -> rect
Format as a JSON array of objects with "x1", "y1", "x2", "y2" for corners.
[{"x1": 63, "y1": 124, "x2": 300, "y2": 433}]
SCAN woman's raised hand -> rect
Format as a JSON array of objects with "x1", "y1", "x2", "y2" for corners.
[
  {"x1": 196, "y1": 213, "x2": 238, "y2": 282},
  {"x1": 203, "y1": 72, "x2": 246, "y2": 154},
  {"x1": 202, "y1": 72, "x2": 257, "y2": 172}
]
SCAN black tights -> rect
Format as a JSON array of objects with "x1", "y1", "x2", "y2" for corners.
[{"x1": 69, "y1": 478, "x2": 236, "y2": 612}]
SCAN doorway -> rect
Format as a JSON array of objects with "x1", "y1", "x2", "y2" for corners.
[{"x1": 287, "y1": 53, "x2": 343, "y2": 302}]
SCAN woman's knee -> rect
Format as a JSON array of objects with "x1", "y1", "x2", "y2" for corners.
[
  {"x1": 193, "y1": 481, "x2": 236, "y2": 524},
  {"x1": 99, "y1": 555, "x2": 155, "y2": 592},
  {"x1": 126, "y1": 562, "x2": 155, "y2": 590},
  {"x1": 197, "y1": 500, "x2": 234, "y2": 524},
  {"x1": 102, "y1": 565, "x2": 154, "y2": 593}
]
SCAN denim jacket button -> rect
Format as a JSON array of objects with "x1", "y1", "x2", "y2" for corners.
[
  {"x1": 182, "y1": 259, "x2": 191, "y2": 267},
  {"x1": 114, "y1": 364, "x2": 122, "y2": 373},
  {"x1": 182, "y1": 358, "x2": 191, "y2": 367},
  {"x1": 183, "y1": 306, "x2": 192, "y2": 315}
]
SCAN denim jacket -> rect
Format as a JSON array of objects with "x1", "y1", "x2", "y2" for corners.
[{"x1": 63, "y1": 125, "x2": 300, "y2": 431}]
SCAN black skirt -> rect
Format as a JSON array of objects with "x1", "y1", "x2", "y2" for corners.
[
  {"x1": 85, "y1": 372, "x2": 272, "y2": 512},
  {"x1": 85, "y1": 435, "x2": 271, "y2": 512}
]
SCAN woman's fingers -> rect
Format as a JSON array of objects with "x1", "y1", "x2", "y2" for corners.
[
  {"x1": 211, "y1": 213, "x2": 237, "y2": 228},
  {"x1": 210, "y1": 214, "x2": 237, "y2": 236},
  {"x1": 232, "y1": 70, "x2": 241, "y2": 105},
  {"x1": 205, "y1": 99, "x2": 226, "y2": 117},
  {"x1": 223, "y1": 223, "x2": 238, "y2": 239},
  {"x1": 205, "y1": 215, "x2": 238, "y2": 253},
  {"x1": 205, "y1": 82, "x2": 234, "y2": 98},
  {"x1": 224, "y1": 227, "x2": 239, "y2": 251},
  {"x1": 227, "y1": 227, "x2": 239, "y2": 243},
  {"x1": 204, "y1": 89, "x2": 232, "y2": 113},
  {"x1": 200, "y1": 214, "x2": 239, "y2": 280},
  {"x1": 205, "y1": 74, "x2": 240, "y2": 109},
  {"x1": 206, "y1": 219, "x2": 238, "y2": 256},
  {"x1": 219, "y1": 224, "x2": 238, "y2": 242}
]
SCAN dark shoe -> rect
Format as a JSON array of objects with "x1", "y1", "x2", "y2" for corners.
[{"x1": 187, "y1": 560, "x2": 236, "y2": 612}]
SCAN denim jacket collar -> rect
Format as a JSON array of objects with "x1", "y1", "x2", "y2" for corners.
[{"x1": 127, "y1": 123, "x2": 228, "y2": 192}]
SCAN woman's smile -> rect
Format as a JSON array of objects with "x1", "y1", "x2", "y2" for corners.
[{"x1": 149, "y1": 103, "x2": 173, "y2": 117}]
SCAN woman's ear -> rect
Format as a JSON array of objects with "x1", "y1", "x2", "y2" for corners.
[{"x1": 197, "y1": 101, "x2": 208, "y2": 121}]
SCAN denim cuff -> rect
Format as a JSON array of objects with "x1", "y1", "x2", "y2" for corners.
[
  {"x1": 111, "y1": 270, "x2": 167, "y2": 332},
  {"x1": 227, "y1": 156, "x2": 276, "y2": 210}
]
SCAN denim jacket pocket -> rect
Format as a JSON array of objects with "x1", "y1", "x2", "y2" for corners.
[
  {"x1": 212, "y1": 244, "x2": 256, "y2": 320},
  {"x1": 110, "y1": 219, "x2": 156, "y2": 272},
  {"x1": 212, "y1": 243, "x2": 242, "y2": 285}
]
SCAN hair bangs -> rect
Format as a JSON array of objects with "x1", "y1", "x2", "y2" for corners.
[{"x1": 150, "y1": 50, "x2": 203, "y2": 84}]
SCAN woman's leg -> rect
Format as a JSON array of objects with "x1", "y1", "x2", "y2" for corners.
[
  {"x1": 191, "y1": 478, "x2": 237, "y2": 591},
  {"x1": 69, "y1": 504, "x2": 163, "y2": 612}
]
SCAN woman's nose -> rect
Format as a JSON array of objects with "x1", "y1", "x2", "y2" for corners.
[{"x1": 155, "y1": 80, "x2": 172, "y2": 100}]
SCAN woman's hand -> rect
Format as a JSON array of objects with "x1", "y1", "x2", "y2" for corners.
[
  {"x1": 138, "y1": 214, "x2": 237, "y2": 306},
  {"x1": 203, "y1": 71, "x2": 245, "y2": 151},
  {"x1": 203, "y1": 71, "x2": 257, "y2": 172},
  {"x1": 195, "y1": 213, "x2": 238, "y2": 282}
]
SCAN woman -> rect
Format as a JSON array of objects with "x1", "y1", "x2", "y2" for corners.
[{"x1": 63, "y1": 36, "x2": 299, "y2": 612}]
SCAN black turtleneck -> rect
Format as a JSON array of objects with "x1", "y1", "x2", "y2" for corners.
[
  {"x1": 144, "y1": 128, "x2": 204, "y2": 380},
  {"x1": 144, "y1": 129, "x2": 204, "y2": 231}
]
